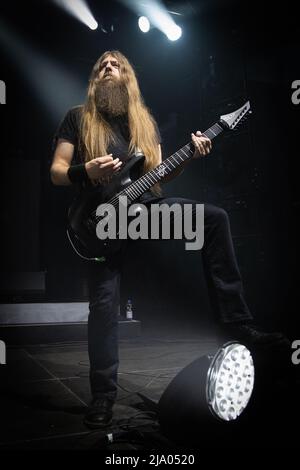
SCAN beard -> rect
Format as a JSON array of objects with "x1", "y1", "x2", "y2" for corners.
[{"x1": 94, "y1": 78, "x2": 129, "y2": 118}]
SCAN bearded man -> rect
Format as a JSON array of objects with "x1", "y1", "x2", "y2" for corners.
[{"x1": 51, "y1": 51, "x2": 283, "y2": 429}]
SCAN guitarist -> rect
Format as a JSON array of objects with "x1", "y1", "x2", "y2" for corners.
[{"x1": 51, "y1": 51, "x2": 283, "y2": 429}]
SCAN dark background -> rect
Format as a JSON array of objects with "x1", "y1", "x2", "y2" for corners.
[{"x1": 0, "y1": 0, "x2": 299, "y2": 337}]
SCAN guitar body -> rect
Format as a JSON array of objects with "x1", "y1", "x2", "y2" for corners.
[{"x1": 68, "y1": 154, "x2": 145, "y2": 260}]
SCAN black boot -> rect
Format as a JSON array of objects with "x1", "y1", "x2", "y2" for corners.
[
  {"x1": 219, "y1": 322, "x2": 286, "y2": 348},
  {"x1": 84, "y1": 397, "x2": 114, "y2": 429}
]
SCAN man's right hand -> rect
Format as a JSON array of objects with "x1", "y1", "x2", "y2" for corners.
[{"x1": 85, "y1": 154, "x2": 123, "y2": 181}]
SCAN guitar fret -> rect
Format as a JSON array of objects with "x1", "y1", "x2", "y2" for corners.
[
  {"x1": 142, "y1": 178, "x2": 150, "y2": 188},
  {"x1": 168, "y1": 160, "x2": 176, "y2": 169},
  {"x1": 170, "y1": 156, "x2": 180, "y2": 167},
  {"x1": 153, "y1": 171, "x2": 160, "y2": 181},
  {"x1": 135, "y1": 177, "x2": 145, "y2": 188},
  {"x1": 130, "y1": 189, "x2": 138, "y2": 198},
  {"x1": 126, "y1": 186, "x2": 134, "y2": 195},
  {"x1": 204, "y1": 123, "x2": 223, "y2": 140},
  {"x1": 139, "y1": 180, "x2": 148, "y2": 191},
  {"x1": 129, "y1": 187, "x2": 139, "y2": 198},
  {"x1": 132, "y1": 188, "x2": 142, "y2": 198},
  {"x1": 147, "y1": 173, "x2": 157, "y2": 184},
  {"x1": 170, "y1": 154, "x2": 178, "y2": 163},
  {"x1": 173, "y1": 152, "x2": 184, "y2": 162},
  {"x1": 180, "y1": 149, "x2": 190, "y2": 158}
]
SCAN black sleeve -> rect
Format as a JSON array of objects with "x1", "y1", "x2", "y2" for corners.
[{"x1": 53, "y1": 107, "x2": 80, "y2": 148}]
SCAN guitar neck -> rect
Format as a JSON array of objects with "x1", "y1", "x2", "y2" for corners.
[{"x1": 119, "y1": 121, "x2": 225, "y2": 203}]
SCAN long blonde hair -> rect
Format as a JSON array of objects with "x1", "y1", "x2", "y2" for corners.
[{"x1": 80, "y1": 50, "x2": 161, "y2": 194}]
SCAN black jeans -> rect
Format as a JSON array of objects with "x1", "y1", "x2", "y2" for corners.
[{"x1": 87, "y1": 197, "x2": 253, "y2": 400}]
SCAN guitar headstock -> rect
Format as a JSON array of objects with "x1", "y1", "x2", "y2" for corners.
[{"x1": 220, "y1": 101, "x2": 251, "y2": 130}]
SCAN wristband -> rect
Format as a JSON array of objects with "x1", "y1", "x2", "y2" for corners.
[{"x1": 67, "y1": 163, "x2": 89, "y2": 184}]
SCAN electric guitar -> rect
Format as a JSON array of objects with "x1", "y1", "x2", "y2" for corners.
[{"x1": 67, "y1": 101, "x2": 251, "y2": 261}]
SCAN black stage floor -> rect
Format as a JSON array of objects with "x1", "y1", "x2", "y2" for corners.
[{"x1": 0, "y1": 324, "x2": 299, "y2": 451}]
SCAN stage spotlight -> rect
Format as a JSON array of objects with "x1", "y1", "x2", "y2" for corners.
[
  {"x1": 138, "y1": 16, "x2": 150, "y2": 33},
  {"x1": 158, "y1": 342, "x2": 255, "y2": 445},
  {"x1": 121, "y1": 0, "x2": 182, "y2": 41},
  {"x1": 165, "y1": 24, "x2": 182, "y2": 41},
  {"x1": 206, "y1": 342, "x2": 254, "y2": 421},
  {"x1": 89, "y1": 20, "x2": 98, "y2": 31},
  {"x1": 52, "y1": 0, "x2": 98, "y2": 30}
]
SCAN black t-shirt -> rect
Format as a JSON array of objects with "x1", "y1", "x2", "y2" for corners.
[{"x1": 53, "y1": 105, "x2": 162, "y2": 201}]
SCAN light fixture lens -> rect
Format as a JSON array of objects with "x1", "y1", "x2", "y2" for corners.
[
  {"x1": 89, "y1": 20, "x2": 98, "y2": 30},
  {"x1": 138, "y1": 16, "x2": 150, "y2": 33},
  {"x1": 166, "y1": 24, "x2": 182, "y2": 41},
  {"x1": 206, "y1": 343, "x2": 255, "y2": 421}
]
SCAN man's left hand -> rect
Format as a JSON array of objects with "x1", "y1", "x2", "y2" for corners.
[{"x1": 191, "y1": 131, "x2": 212, "y2": 158}]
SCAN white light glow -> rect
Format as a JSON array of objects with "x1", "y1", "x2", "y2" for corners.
[
  {"x1": 52, "y1": 0, "x2": 98, "y2": 30},
  {"x1": 0, "y1": 19, "x2": 85, "y2": 121},
  {"x1": 121, "y1": 0, "x2": 182, "y2": 41},
  {"x1": 166, "y1": 24, "x2": 182, "y2": 41},
  {"x1": 138, "y1": 16, "x2": 150, "y2": 33}
]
